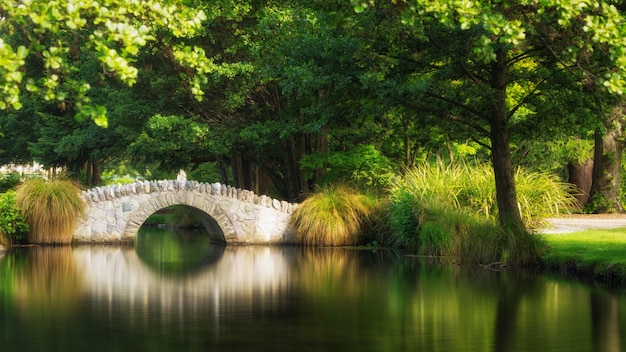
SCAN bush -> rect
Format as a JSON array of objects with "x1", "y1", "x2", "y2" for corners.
[
  {"x1": 0, "y1": 191, "x2": 29, "y2": 246},
  {"x1": 15, "y1": 177, "x2": 85, "y2": 244},
  {"x1": 0, "y1": 173, "x2": 21, "y2": 193},
  {"x1": 290, "y1": 184, "x2": 379, "y2": 246},
  {"x1": 299, "y1": 145, "x2": 395, "y2": 189}
]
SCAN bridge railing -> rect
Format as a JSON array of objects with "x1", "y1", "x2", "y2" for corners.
[{"x1": 81, "y1": 180, "x2": 298, "y2": 214}]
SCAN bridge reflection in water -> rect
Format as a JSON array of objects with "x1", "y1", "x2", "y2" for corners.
[{"x1": 72, "y1": 243, "x2": 295, "y2": 331}]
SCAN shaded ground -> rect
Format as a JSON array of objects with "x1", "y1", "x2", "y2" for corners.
[{"x1": 544, "y1": 214, "x2": 626, "y2": 234}]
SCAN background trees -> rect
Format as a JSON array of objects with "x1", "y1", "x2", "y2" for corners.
[{"x1": 2, "y1": 0, "x2": 626, "y2": 226}]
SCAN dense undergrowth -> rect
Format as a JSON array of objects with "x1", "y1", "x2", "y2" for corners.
[
  {"x1": 290, "y1": 161, "x2": 576, "y2": 266},
  {"x1": 0, "y1": 162, "x2": 576, "y2": 266}
]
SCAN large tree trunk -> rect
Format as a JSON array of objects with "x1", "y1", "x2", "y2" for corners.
[
  {"x1": 567, "y1": 159, "x2": 593, "y2": 210},
  {"x1": 85, "y1": 160, "x2": 93, "y2": 187},
  {"x1": 589, "y1": 102, "x2": 624, "y2": 213},
  {"x1": 232, "y1": 152, "x2": 246, "y2": 189},
  {"x1": 84, "y1": 159, "x2": 102, "y2": 187},
  {"x1": 216, "y1": 154, "x2": 230, "y2": 185},
  {"x1": 282, "y1": 137, "x2": 299, "y2": 202},
  {"x1": 315, "y1": 126, "x2": 329, "y2": 182},
  {"x1": 490, "y1": 48, "x2": 525, "y2": 230},
  {"x1": 91, "y1": 159, "x2": 102, "y2": 186}
]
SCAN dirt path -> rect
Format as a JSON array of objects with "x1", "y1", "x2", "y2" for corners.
[{"x1": 543, "y1": 214, "x2": 626, "y2": 234}]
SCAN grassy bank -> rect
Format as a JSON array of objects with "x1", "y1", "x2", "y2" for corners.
[{"x1": 542, "y1": 229, "x2": 626, "y2": 288}]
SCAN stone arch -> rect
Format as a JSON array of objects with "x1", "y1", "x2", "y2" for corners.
[
  {"x1": 76, "y1": 181, "x2": 297, "y2": 244},
  {"x1": 123, "y1": 192, "x2": 237, "y2": 244}
]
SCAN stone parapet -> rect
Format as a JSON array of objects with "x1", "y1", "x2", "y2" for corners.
[{"x1": 82, "y1": 180, "x2": 298, "y2": 214}]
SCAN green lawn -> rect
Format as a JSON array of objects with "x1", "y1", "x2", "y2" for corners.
[{"x1": 543, "y1": 229, "x2": 626, "y2": 285}]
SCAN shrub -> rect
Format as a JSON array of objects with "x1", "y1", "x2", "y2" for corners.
[
  {"x1": 0, "y1": 191, "x2": 29, "y2": 246},
  {"x1": 456, "y1": 217, "x2": 547, "y2": 265},
  {"x1": 299, "y1": 145, "x2": 395, "y2": 189},
  {"x1": 388, "y1": 190, "x2": 421, "y2": 249},
  {"x1": 15, "y1": 177, "x2": 85, "y2": 244},
  {"x1": 0, "y1": 173, "x2": 21, "y2": 193},
  {"x1": 290, "y1": 184, "x2": 379, "y2": 246}
]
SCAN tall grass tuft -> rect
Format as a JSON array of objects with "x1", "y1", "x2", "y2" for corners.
[
  {"x1": 388, "y1": 161, "x2": 567, "y2": 264},
  {"x1": 396, "y1": 161, "x2": 577, "y2": 228},
  {"x1": 15, "y1": 178, "x2": 85, "y2": 244},
  {"x1": 290, "y1": 184, "x2": 378, "y2": 246}
]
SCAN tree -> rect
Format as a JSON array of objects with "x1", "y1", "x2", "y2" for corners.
[
  {"x1": 356, "y1": 0, "x2": 626, "y2": 229},
  {"x1": 589, "y1": 100, "x2": 625, "y2": 213},
  {"x1": 0, "y1": 0, "x2": 225, "y2": 125}
]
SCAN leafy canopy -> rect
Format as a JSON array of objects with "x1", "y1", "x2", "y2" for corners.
[
  {"x1": 0, "y1": 0, "x2": 210, "y2": 126},
  {"x1": 406, "y1": 0, "x2": 626, "y2": 93}
]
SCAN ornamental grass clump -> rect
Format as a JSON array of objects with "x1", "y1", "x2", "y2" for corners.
[
  {"x1": 15, "y1": 178, "x2": 85, "y2": 245},
  {"x1": 388, "y1": 161, "x2": 566, "y2": 264},
  {"x1": 290, "y1": 184, "x2": 378, "y2": 246},
  {"x1": 396, "y1": 161, "x2": 577, "y2": 228}
]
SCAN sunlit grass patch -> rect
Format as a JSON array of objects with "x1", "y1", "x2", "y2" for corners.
[{"x1": 544, "y1": 230, "x2": 626, "y2": 267}]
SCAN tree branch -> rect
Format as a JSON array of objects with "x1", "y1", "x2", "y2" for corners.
[
  {"x1": 445, "y1": 113, "x2": 491, "y2": 137},
  {"x1": 425, "y1": 91, "x2": 488, "y2": 120},
  {"x1": 507, "y1": 77, "x2": 546, "y2": 121}
]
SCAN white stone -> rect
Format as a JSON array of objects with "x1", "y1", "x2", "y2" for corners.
[{"x1": 75, "y1": 180, "x2": 298, "y2": 245}]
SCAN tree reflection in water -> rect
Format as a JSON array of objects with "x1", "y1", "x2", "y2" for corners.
[{"x1": 0, "y1": 240, "x2": 625, "y2": 352}]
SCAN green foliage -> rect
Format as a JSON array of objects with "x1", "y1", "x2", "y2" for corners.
[
  {"x1": 515, "y1": 169, "x2": 579, "y2": 225},
  {"x1": 290, "y1": 184, "x2": 379, "y2": 246},
  {"x1": 144, "y1": 206, "x2": 203, "y2": 229},
  {"x1": 458, "y1": 219, "x2": 547, "y2": 266},
  {"x1": 583, "y1": 194, "x2": 614, "y2": 214},
  {"x1": 299, "y1": 145, "x2": 395, "y2": 189},
  {"x1": 15, "y1": 177, "x2": 85, "y2": 244},
  {"x1": 0, "y1": 191, "x2": 29, "y2": 245},
  {"x1": 0, "y1": 0, "x2": 213, "y2": 124},
  {"x1": 0, "y1": 173, "x2": 21, "y2": 193},
  {"x1": 129, "y1": 115, "x2": 217, "y2": 172},
  {"x1": 388, "y1": 190, "x2": 420, "y2": 248}
]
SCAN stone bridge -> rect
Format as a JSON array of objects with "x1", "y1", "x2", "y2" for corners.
[{"x1": 73, "y1": 180, "x2": 298, "y2": 245}]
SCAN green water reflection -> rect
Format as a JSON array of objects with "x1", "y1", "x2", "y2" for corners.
[
  {"x1": 0, "y1": 230, "x2": 624, "y2": 352},
  {"x1": 135, "y1": 227, "x2": 223, "y2": 276}
]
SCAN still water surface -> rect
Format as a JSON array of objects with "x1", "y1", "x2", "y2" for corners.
[{"x1": 0, "y1": 228, "x2": 625, "y2": 352}]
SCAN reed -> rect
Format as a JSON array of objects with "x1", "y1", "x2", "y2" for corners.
[
  {"x1": 15, "y1": 178, "x2": 85, "y2": 244},
  {"x1": 290, "y1": 184, "x2": 378, "y2": 246}
]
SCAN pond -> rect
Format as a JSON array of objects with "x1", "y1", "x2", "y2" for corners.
[{"x1": 0, "y1": 227, "x2": 625, "y2": 352}]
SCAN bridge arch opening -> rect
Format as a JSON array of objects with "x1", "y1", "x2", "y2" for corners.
[
  {"x1": 123, "y1": 193, "x2": 236, "y2": 244},
  {"x1": 139, "y1": 205, "x2": 227, "y2": 244}
]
